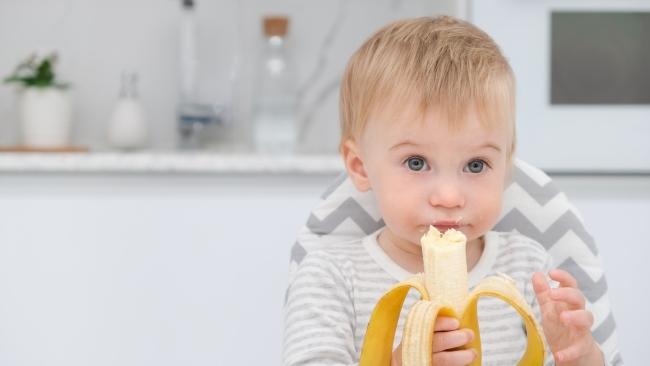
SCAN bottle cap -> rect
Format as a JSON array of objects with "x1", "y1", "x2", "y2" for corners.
[{"x1": 263, "y1": 16, "x2": 289, "y2": 37}]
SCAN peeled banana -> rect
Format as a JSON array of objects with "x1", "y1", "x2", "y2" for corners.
[{"x1": 359, "y1": 226, "x2": 545, "y2": 365}]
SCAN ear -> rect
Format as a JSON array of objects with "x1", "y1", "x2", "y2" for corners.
[{"x1": 341, "y1": 139, "x2": 371, "y2": 192}]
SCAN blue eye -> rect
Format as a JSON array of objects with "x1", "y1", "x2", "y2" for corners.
[
  {"x1": 405, "y1": 156, "x2": 428, "y2": 171},
  {"x1": 464, "y1": 159, "x2": 486, "y2": 173}
]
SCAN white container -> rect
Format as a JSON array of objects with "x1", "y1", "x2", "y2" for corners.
[
  {"x1": 107, "y1": 71, "x2": 148, "y2": 150},
  {"x1": 107, "y1": 98, "x2": 147, "y2": 150},
  {"x1": 19, "y1": 87, "x2": 72, "y2": 147}
]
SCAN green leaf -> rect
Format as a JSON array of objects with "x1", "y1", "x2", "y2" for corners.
[
  {"x1": 35, "y1": 60, "x2": 54, "y2": 83},
  {"x1": 4, "y1": 52, "x2": 68, "y2": 88}
]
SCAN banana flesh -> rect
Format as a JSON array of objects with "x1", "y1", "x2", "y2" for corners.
[{"x1": 359, "y1": 226, "x2": 546, "y2": 365}]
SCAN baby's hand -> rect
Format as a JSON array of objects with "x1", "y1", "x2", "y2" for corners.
[
  {"x1": 532, "y1": 270, "x2": 603, "y2": 366},
  {"x1": 430, "y1": 316, "x2": 476, "y2": 365},
  {"x1": 392, "y1": 316, "x2": 476, "y2": 366}
]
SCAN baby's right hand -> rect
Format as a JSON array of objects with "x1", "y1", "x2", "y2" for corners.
[{"x1": 392, "y1": 316, "x2": 477, "y2": 366}]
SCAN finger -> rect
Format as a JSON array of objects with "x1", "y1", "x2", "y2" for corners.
[
  {"x1": 432, "y1": 349, "x2": 477, "y2": 366},
  {"x1": 554, "y1": 337, "x2": 593, "y2": 363},
  {"x1": 549, "y1": 269, "x2": 578, "y2": 288},
  {"x1": 550, "y1": 287, "x2": 586, "y2": 309},
  {"x1": 532, "y1": 272, "x2": 552, "y2": 307},
  {"x1": 432, "y1": 329, "x2": 474, "y2": 352},
  {"x1": 434, "y1": 316, "x2": 460, "y2": 331},
  {"x1": 560, "y1": 309, "x2": 594, "y2": 330}
]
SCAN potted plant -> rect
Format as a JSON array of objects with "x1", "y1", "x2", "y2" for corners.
[{"x1": 3, "y1": 52, "x2": 73, "y2": 148}]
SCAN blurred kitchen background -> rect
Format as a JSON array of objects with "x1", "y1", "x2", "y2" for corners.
[{"x1": 0, "y1": 0, "x2": 648, "y2": 365}]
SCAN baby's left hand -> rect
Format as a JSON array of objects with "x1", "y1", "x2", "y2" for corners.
[{"x1": 532, "y1": 269, "x2": 603, "y2": 366}]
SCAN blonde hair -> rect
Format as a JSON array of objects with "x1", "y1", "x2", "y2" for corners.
[{"x1": 339, "y1": 16, "x2": 516, "y2": 157}]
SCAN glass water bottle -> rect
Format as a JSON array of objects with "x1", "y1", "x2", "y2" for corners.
[{"x1": 252, "y1": 16, "x2": 298, "y2": 154}]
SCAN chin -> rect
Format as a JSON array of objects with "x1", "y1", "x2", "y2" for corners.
[{"x1": 406, "y1": 232, "x2": 422, "y2": 244}]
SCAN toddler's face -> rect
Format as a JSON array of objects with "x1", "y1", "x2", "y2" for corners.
[{"x1": 353, "y1": 103, "x2": 511, "y2": 249}]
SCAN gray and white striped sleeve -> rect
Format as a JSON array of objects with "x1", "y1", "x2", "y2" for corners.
[{"x1": 283, "y1": 251, "x2": 359, "y2": 366}]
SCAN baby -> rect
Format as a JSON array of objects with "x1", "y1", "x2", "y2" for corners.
[{"x1": 284, "y1": 16, "x2": 606, "y2": 365}]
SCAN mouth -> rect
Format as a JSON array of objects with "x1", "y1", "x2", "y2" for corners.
[
  {"x1": 417, "y1": 221, "x2": 466, "y2": 234},
  {"x1": 433, "y1": 225, "x2": 460, "y2": 232},
  {"x1": 432, "y1": 221, "x2": 462, "y2": 233}
]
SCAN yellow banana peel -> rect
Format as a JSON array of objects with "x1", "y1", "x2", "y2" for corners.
[{"x1": 359, "y1": 226, "x2": 546, "y2": 365}]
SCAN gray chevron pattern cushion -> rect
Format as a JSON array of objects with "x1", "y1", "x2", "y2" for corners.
[{"x1": 289, "y1": 158, "x2": 623, "y2": 365}]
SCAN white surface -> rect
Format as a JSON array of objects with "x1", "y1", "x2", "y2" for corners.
[
  {"x1": 0, "y1": 172, "x2": 647, "y2": 365},
  {"x1": 471, "y1": 0, "x2": 650, "y2": 171},
  {"x1": 0, "y1": 152, "x2": 343, "y2": 174},
  {"x1": 0, "y1": 173, "x2": 337, "y2": 366}
]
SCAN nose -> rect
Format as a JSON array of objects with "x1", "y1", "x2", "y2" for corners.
[{"x1": 428, "y1": 179, "x2": 465, "y2": 209}]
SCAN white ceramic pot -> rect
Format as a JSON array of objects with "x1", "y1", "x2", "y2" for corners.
[{"x1": 19, "y1": 87, "x2": 72, "y2": 147}]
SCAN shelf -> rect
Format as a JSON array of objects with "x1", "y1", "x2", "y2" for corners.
[{"x1": 0, "y1": 151, "x2": 344, "y2": 175}]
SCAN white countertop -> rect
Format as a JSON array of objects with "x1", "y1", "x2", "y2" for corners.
[{"x1": 0, "y1": 152, "x2": 345, "y2": 174}]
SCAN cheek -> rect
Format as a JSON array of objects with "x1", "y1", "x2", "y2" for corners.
[
  {"x1": 374, "y1": 187, "x2": 410, "y2": 223},
  {"x1": 470, "y1": 181, "x2": 504, "y2": 227},
  {"x1": 372, "y1": 178, "x2": 424, "y2": 233},
  {"x1": 483, "y1": 195, "x2": 503, "y2": 221}
]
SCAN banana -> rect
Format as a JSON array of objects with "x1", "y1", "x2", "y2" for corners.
[{"x1": 359, "y1": 226, "x2": 546, "y2": 365}]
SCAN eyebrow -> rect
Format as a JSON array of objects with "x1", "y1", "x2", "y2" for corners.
[
  {"x1": 389, "y1": 140, "x2": 421, "y2": 151},
  {"x1": 479, "y1": 143, "x2": 502, "y2": 153},
  {"x1": 389, "y1": 141, "x2": 502, "y2": 153}
]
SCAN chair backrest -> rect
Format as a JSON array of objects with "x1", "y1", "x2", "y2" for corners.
[{"x1": 288, "y1": 158, "x2": 622, "y2": 364}]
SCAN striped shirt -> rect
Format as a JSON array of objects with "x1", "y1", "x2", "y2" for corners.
[{"x1": 284, "y1": 230, "x2": 556, "y2": 365}]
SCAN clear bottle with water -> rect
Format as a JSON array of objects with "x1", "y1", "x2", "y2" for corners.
[
  {"x1": 252, "y1": 16, "x2": 298, "y2": 154},
  {"x1": 176, "y1": 0, "x2": 226, "y2": 150}
]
